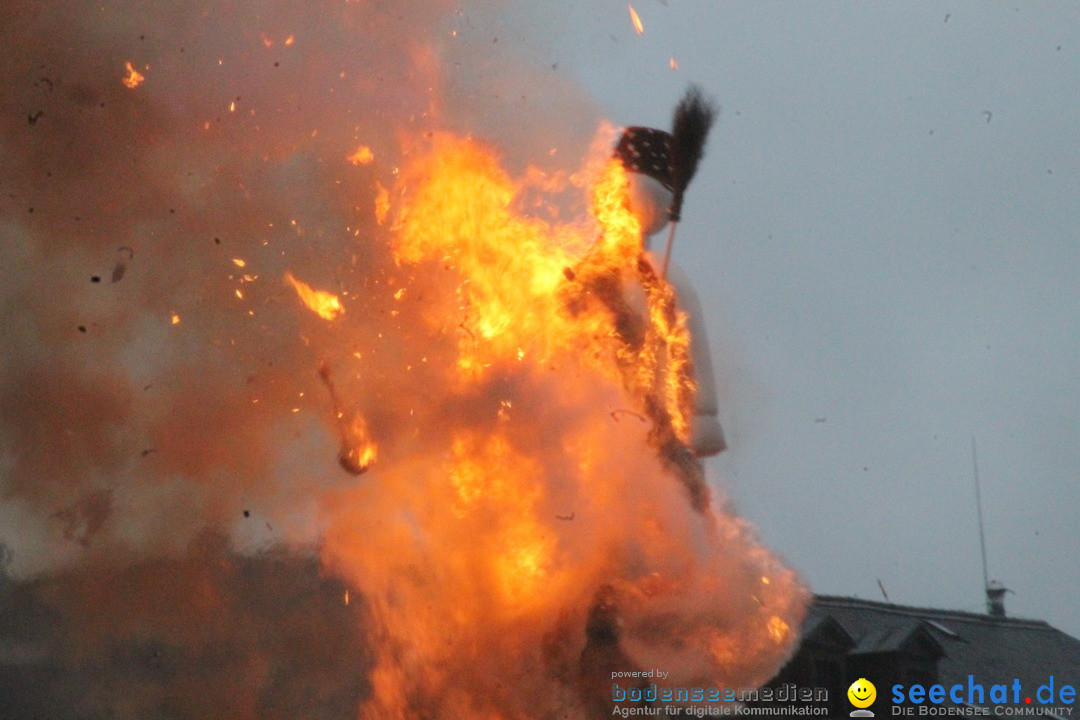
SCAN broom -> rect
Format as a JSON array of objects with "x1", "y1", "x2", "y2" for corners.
[{"x1": 661, "y1": 85, "x2": 717, "y2": 277}]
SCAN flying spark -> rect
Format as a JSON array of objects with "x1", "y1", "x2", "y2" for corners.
[
  {"x1": 628, "y1": 4, "x2": 644, "y2": 34},
  {"x1": 122, "y1": 61, "x2": 145, "y2": 89}
]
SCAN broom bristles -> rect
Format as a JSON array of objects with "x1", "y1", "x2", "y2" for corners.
[{"x1": 669, "y1": 85, "x2": 717, "y2": 222}]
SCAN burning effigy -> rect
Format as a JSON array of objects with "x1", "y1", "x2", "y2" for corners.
[
  {"x1": 0, "y1": 2, "x2": 807, "y2": 717},
  {"x1": 307, "y1": 110, "x2": 808, "y2": 720}
]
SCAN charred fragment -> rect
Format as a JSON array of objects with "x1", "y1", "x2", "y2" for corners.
[
  {"x1": 318, "y1": 363, "x2": 376, "y2": 475},
  {"x1": 338, "y1": 447, "x2": 371, "y2": 476},
  {"x1": 112, "y1": 246, "x2": 134, "y2": 283}
]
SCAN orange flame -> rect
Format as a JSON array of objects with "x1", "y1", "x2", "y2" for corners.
[
  {"x1": 628, "y1": 4, "x2": 644, "y2": 34},
  {"x1": 347, "y1": 145, "x2": 375, "y2": 166},
  {"x1": 373, "y1": 180, "x2": 390, "y2": 225},
  {"x1": 283, "y1": 271, "x2": 344, "y2": 320},
  {"x1": 122, "y1": 61, "x2": 145, "y2": 89},
  {"x1": 767, "y1": 615, "x2": 791, "y2": 644},
  {"x1": 339, "y1": 413, "x2": 377, "y2": 474},
  {"x1": 317, "y1": 132, "x2": 807, "y2": 718}
]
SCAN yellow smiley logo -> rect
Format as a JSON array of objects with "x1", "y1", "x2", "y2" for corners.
[{"x1": 847, "y1": 678, "x2": 876, "y2": 709}]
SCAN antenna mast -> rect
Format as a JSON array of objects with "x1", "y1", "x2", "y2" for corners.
[{"x1": 972, "y1": 436, "x2": 990, "y2": 591}]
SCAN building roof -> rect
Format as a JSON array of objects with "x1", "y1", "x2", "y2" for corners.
[
  {"x1": 809, "y1": 595, "x2": 1080, "y2": 691},
  {"x1": 849, "y1": 624, "x2": 944, "y2": 658}
]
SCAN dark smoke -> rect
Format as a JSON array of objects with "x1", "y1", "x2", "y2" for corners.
[
  {"x1": 1, "y1": 2, "x2": 804, "y2": 717},
  {"x1": 0, "y1": 1, "x2": 600, "y2": 715},
  {"x1": 0, "y1": 535, "x2": 373, "y2": 720}
]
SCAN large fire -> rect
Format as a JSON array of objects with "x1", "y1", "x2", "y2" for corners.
[
  {"x1": 285, "y1": 133, "x2": 807, "y2": 717},
  {"x1": 0, "y1": 1, "x2": 807, "y2": 716}
]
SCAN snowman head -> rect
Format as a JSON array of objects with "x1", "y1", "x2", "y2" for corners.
[{"x1": 612, "y1": 126, "x2": 675, "y2": 242}]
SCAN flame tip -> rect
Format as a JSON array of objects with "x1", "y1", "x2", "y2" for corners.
[{"x1": 628, "y1": 3, "x2": 644, "y2": 34}]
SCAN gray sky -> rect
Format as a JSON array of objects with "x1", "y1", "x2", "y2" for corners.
[{"x1": 500, "y1": 1, "x2": 1080, "y2": 635}]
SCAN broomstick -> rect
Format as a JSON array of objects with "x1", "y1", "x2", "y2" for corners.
[{"x1": 661, "y1": 85, "x2": 717, "y2": 277}]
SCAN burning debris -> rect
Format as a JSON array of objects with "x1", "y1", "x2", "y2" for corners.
[
  {"x1": 628, "y1": 4, "x2": 645, "y2": 35},
  {"x1": 347, "y1": 144, "x2": 376, "y2": 166},
  {"x1": 315, "y1": 131, "x2": 806, "y2": 718},
  {"x1": 0, "y1": 2, "x2": 806, "y2": 718},
  {"x1": 318, "y1": 362, "x2": 377, "y2": 475},
  {"x1": 121, "y1": 60, "x2": 145, "y2": 88},
  {"x1": 284, "y1": 271, "x2": 344, "y2": 321}
]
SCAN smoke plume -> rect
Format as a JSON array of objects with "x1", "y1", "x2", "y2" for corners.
[{"x1": 0, "y1": 2, "x2": 807, "y2": 717}]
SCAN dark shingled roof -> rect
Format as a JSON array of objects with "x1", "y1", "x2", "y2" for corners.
[
  {"x1": 849, "y1": 624, "x2": 944, "y2": 657},
  {"x1": 809, "y1": 595, "x2": 1080, "y2": 691}
]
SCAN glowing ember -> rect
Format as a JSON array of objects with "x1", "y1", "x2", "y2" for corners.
[
  {"x1": 628, "y1": 4, "x2": 644, "y2": 35},
  {"x1": 338, "y1": 413, "x2": 377, "y2": 474},
  {"x1": 347, "y1": 145, "x2": 375, "y2": 166},
  {"x1": 374, "y1": 180, "x2": 390, "y2": 224},
  {"x1": 121, "y1": 61, "x2": 145, "y2": 89},
  {"x1": 318, "y1": 363, "x2": 377, "y2": 475},
  {"x1": 284, "y1": 271, "x2": 344, "y2": 320},
  {"x1": 170, "y1": 313, "x2": 181, "y2": 325},
  {"x1": 670, "y1": 56, "x2": 679, "y2": 71},
  {"x1": 767, "y1": 615, "x2": 791, "y2": 644}
]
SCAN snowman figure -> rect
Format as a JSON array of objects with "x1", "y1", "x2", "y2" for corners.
[{"x1": 612, "y1": 108, "x2": 725, "y2": 459}]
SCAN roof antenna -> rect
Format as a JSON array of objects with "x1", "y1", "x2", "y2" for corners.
[
  {"x1": 972, "y1": 437, "x2": 989, "y2": 592},
  {"x1": 972, "y1": 436, "x2": 1009, "y2": 617}
]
